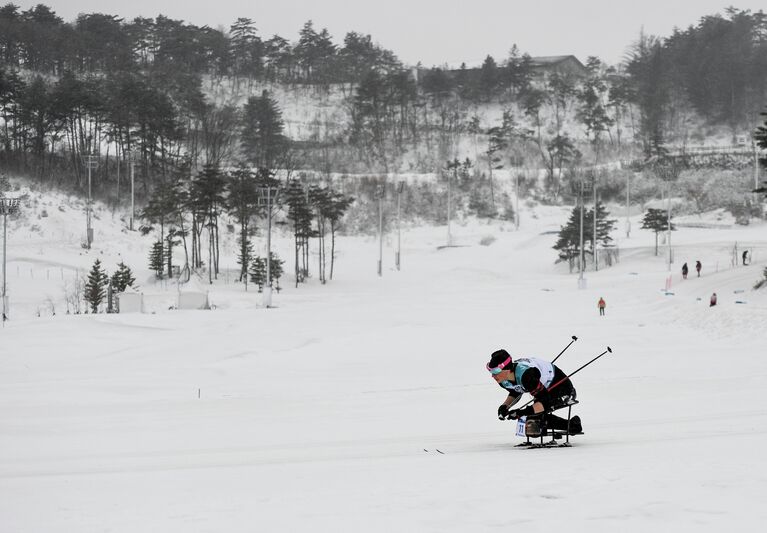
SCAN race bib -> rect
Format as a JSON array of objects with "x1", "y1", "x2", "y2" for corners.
[{"x1": 515, "y1": 416, "x2": 527, "y2": 437}]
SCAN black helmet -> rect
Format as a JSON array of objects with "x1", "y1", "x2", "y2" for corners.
[{"x1": 487, "y1": 349, "x2": 512, "y2": 371}]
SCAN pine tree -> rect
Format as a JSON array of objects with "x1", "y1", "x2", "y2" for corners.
[
  {"x1": 324, "y1": 190, "x2": 353, "y2": 280},
  {"x1": 641, "y1": 208, "x2": 675, "y2": 256},
  {"x1": 249, "y1": 256, "x2": 266, "y2": 291},
  {"x1": 148, "y1": 241, "x2": 164, "y2": 278},
  {"x1": 110, "y1": 261, "x2": 136, "y2": 293},
  {"x1": 84, "y1": 259, "x2": 108, "y2": 313},
  {"x1": 241, "y1": 90, "x2": 286, "y2": 169},
  {"x1": 249, "y1": 253, "x2": 284, "y2": 292},
  {"x1": 553, "y1": 206, "x2": 584, "y2": 271},
  {"x1": 589, "y1": 201, "x2": 617, "y2": 250},
  {"x1": 284, "y1": 180, "x2": 316, "y2": 285},
  {"x1": 268, "y1": 252, "x2": 284, "y2": 290}
]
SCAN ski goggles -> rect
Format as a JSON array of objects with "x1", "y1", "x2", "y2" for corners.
[{"x1": 487, "y1": 356, "x2": 512, "y2": 375}]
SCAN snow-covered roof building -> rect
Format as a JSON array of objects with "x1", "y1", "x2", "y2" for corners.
[{"x1": 528, "y1": 55, "x2": 589, "y2": 79}]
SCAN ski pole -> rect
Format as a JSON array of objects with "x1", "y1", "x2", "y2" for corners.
[
  {"x1": 551, "y1": 335, "x2": 578, "y2": 364},
  {"x1": 508, "y1": 346, "x2": 612, "y2": 416},
  {"x1": 547, "y1": 346, "x2": 612, "y2": 393},
  {"x1": 505, "y1": 335, "x2": 577, "y2": 411}
]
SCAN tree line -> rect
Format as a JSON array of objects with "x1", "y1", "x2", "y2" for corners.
[
  {"x1": 0, "y1": 5, "x2": 400, "y2": 84},
  {"x1": 624, "y1": 8, "x2": 767, "y2": 154}
]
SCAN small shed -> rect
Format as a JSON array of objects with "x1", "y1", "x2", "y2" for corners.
[
  {"x1": 117, "y1": 290, "x2": 143, "y2": 313},
  {"x1": 177, "y1": 291, "x2": 209, "y2": 310}
]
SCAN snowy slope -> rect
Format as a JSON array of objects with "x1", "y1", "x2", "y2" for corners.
[{"x1": 1, "y1": 185, "x2": 767, "y2": 532}]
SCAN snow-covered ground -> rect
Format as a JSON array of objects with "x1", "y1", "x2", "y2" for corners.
[{"x1": 1, "y1": 186, "x2": 767, "y2": 532}]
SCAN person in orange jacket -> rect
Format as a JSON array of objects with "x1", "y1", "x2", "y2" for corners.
[{"x1": 598, "y1": 297, "x2": 606, "y2": 316}]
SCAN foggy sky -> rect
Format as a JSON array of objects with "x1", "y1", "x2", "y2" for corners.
[{"x1": 19, "y1": 0, "x2": 767, "y2": 67}]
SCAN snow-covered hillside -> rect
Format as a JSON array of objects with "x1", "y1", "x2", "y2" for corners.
[{"x1": 1, "y1": 181, "x2": 767, "y2": 532}]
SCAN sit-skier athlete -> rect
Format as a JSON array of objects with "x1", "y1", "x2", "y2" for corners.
[{"x1": 487, "y1": 349, "x2": 582, "y2": 435}]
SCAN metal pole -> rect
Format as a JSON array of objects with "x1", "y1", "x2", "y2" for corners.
[
  {"x1": 515, "y1": 169, "x2": 520, "y2": 231},
  {"x1": 626, "y1": 172, "x2": 631, "y2": 238},
  {"x1": 1, "y1": 198, "x2": 19, "y2": 323},
  {"x1": 396, "y1": 182, "x2": 402, "y2": 270},
  {"x1": 551, "y1": 335, "x2": 578, "y2": 364},
  {"x1": 116, "y1": 145, "x2": 120, "y2": 206},
  {"x1": 593, "y1": 171, "x2": 598, "y2": 271},
  {"x1": 755, "y1": 138, "x2": 760, "y2": 190},
  {"x1": 378, "y1": 192, "x2": 383, "y2": 277},
  {"x1": 265, "y1": 187, "x2": 272, "y2": 307},
  {"x1": 579, "y1": 178, "x2": 585, "y2": 284},
  {"x1": 2, "y1": 213, "x2": 6, "y2": 323},
  {"x1": 130, "y1": 160, "x2": 135, "y2": 231},
  {"x1": 667, "y1": 180, "x2": 672, "y2": 271},
  {"x1": 548, "y1": 347, "x2": 612, "y2": 392},
  {"x1": 87, "y1": 162, "x2": 92, "y2": 249},
  {"x1": 447, "y1": 167, "x2": 452, "y2": 247}
]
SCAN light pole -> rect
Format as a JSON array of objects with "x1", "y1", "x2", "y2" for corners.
[
  {"x1": 574, "y1": 169, "x2": 591, "y2": 290},
  {"x1": 579, "y1": 177, "x2": 585, "y2": 287},
  {"x1": 654, "y1": 157, "x2": 679, "y2": 272},
  {"x1": 515, "y1": 171, "x2": 520, "y2": 231},
  {"x1": 257, "y1": 186, "x2": 279, "y2": 307},
  {"x1": 129, "y1": 150, "x2": 139, "y2": 231},
  {"x1": 512, "y1": 155, "x2": 521, "y2": 230},
  {"x1": 667, "y1": 180, "x2": 672, "y2": 271},
  {"x1": 82, "y1": 153, "x2": 99, "y2": 248},
  {"x1": 593, "y1": 168, "x2": 599, "y2": 271},
  {"x1": 754, "y1": 136, "x2": 760, "y2": 190},
  {"x1": 445, "y1": 159, "x2": 459, "y2": 247},
  {"x1": 626, "y1": 172, "x2": 631, "y2": 238},
  {"x1": 1, "y1": 197, "x2": 21, "y2": 324},
  {"x1": 377, "y1": 184, "x2": 385, "y2": 277},
  {"x1": 396, "y1": 181, "x2": 404, "y2": 270}
]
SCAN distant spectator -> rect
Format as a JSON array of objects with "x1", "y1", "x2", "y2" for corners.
[
  {"x1": 598, "y1": 297, "x2": 606, "y2": 316},
  {"x1": 710, "y1": 293, "x2": 717, "y2": 307},
  {"x1": 742, "y1": 250, "x2": 749, "y2": 265},
  {"x1": 682, "y1": 263, "x2": 689, "y2": 279},
  {"x1": 695, "y1": 260, "x2": 702, "y2": 277}
]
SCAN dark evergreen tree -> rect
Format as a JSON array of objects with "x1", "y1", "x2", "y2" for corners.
[
  {"x1": 249, "y1": 256, "x2": 266, "y2": 291},
  {"x1": 641, "y1": 208, "x2": 676, "y2": 256},
  {"x1": 553, "y1": 206, "x2": 584, "y2": 271},
  {"x1": 148, "y1": 240, "x2": 164, "y2": 278},
  {"x1": 323, "y1": 190, "x2": 354, "y2": 280},
  {"x1": 270, "y1": 252, "x2": 284, "y2": 288},
  {"x1": 189, "y1": 164, "x2": 226, "y2": 281},
  {"x1": 229, "y1": 18, "x2": 263, "y2": 79},
  {"x1": 226, "y1": 166, "x2": 261, "y2": 282},
  {"x1": 554, "y1": 202, "x2": 616, "y2": 270},
  {"x1": 240, "y1": 90, "x2": 286, "y2": 169},
  {"x1": 284, "y1": 180, "x2": 315, "y2": 285},
  {"x1": 142, "y1": 177, "x2": 187, "y2": 278},
  {"x1": 249, "y1": 252, "x2": 284, "y2": 292},
  {"x1": 110, "y1": 261, "x2": 136, "y2": 293},
  {"x1": 755, "y1": 109, "x2": 767, "y2": 179},
  {"x1": 477, "y1": 55, "x2": 500, "y2": 101},
  {"x1": 589, "y1": 201, "x2": 618, "y2": 250},
  {"x1": 84, "y1": 258, "x2": 108, "y2": 313}
]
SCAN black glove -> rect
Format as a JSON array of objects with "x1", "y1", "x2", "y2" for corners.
[
  {"x1": 508, "y1": 406, "x2": 536, "y2": 420},
  {"x1": 497, "y1": 404, "x2": 510, "y2": 420}
]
